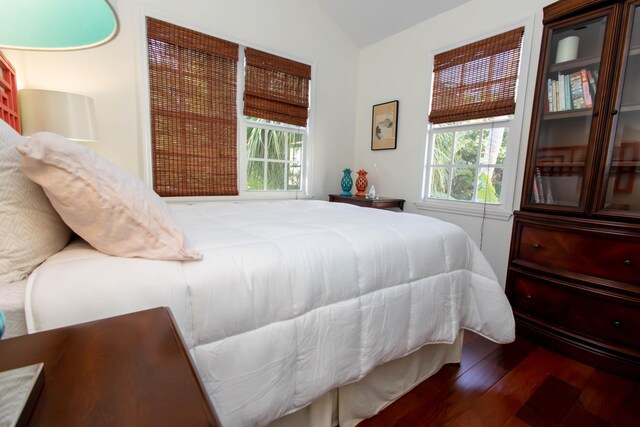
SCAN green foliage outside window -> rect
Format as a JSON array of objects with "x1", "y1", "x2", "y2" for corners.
[
  {"x1": 429, "y1": 126, "x2": 507, "y2": 203},
  {"x1": 246, "y1": 123, "x2": 303, "y2": 191}
]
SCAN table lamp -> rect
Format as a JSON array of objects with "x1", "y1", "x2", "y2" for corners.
[{"x1": 19, "y1": 89, "x2": 98, "y2": 142}]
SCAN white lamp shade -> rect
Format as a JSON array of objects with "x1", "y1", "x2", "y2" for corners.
[{"x1": 20, "y1": 89, "x2": 99, "y2": 142}]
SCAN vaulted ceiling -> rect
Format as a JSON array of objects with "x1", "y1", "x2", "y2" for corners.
[{"x1": 317, "y1": 0, "x2": 474, "y2": 47}]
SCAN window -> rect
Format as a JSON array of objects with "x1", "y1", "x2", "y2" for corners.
[
  {"x1": 146, "y1": 17, "x2": 239, "y2": 197},
  {"x1": 242, "y1": 48, "x2": 310, "y2": 192},
  {"x1": 429, "y1": 118, "x2": 508, "y2": 203},
  {"x1": 145, "y1": 18, "x2": 311, "y2": 197},
  {"x1": 421, "y1": 26, "x2": 526, "y2": 218},
  {"x1": 245, "y1": 121, "x2": 304, "y2": 191}
]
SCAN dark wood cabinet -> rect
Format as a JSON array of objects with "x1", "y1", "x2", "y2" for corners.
[{"x1": 508, "y1": 0, "x2": 640, "y2": 377}]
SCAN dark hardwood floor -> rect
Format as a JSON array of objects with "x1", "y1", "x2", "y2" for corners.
[{"x1": 359, "y1": 332, "x2": 640, "y2": 426}]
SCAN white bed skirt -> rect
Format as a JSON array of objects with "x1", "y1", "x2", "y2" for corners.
[{"x1": 270, "y1": 331, "x2": 464, "y2": 427}]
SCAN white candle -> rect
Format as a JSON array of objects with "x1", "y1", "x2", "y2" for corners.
[{"x1": 556, "y1": 36, "x2": 579, "y2": 63}]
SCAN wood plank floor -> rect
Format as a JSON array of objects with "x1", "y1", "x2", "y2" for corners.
[{"x1": 358, "y1": 332, "x2": 640, "y2": 426}]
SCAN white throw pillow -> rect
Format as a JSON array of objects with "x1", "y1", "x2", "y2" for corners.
[
  {"x1": 0, "y1": 121, "x2": 70, "y2": 285},
  {"x1": 17, "y1": 132, "x2": 202, "y2": 261}
]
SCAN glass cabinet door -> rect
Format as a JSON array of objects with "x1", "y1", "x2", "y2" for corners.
[
  {"x1": 600, "y1": 1, "x2": 640, "y2": 215},
  {"x1": 528, "y1": 15, "x2": 608, "y2": 208}
]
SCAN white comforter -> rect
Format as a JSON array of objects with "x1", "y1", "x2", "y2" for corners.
[{"x1": 26, "y1": 200, "x2": 514, "y2": 426}]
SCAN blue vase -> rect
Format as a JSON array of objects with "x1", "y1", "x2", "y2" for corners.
[
  {"x1": 0, "y1": 311, "x2": 5, "y2": 339},
  {"x1": 341, "y1": 168, "x2": 353, "y2": 196}
]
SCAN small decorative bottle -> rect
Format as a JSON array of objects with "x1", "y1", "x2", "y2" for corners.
[
  {"x1": 368, "y1": 185, "x2": 376, "y2": 199},
  {"x1": 355, "y1": 169, "x2": 368, "y2": 196},
  {"x1": 340, "y1": 168, "x2": 353, "y2": 196}
]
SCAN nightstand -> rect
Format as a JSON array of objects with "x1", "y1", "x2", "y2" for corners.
[
  {"x1": 328, "y1": 194, "x2": 405, "y2": 210},
  {"x1": 0, "y1": 307, "x2": 220, "y2": 426}
]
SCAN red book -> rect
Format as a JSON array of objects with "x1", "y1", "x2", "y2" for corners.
[{"x1": 581, "y1": 69, "x2": 593, "y2": 108}]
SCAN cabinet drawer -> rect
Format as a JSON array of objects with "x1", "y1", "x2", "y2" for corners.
[
  {"x1": 516, "y1": 223, "x2": 640, "y2": 285},
  {"x1": 512, "y1": 274, "x2": 640, "y2": 350}
]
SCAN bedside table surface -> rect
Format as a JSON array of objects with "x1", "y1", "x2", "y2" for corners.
[
  {"x1": 328, "y1": 194, "x2": 405, "y2": 210},
  {"x1": 0, "y1": 307, "x2": 219, "y2": 427}
]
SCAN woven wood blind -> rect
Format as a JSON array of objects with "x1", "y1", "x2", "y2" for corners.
[
  {"x1": 147, "y1": 17, "x2": 239, "y2": 196},
  {"x1": 0, "y1": 51, "x2": 20, "y2": 132},
  {"x1": 429, "y1": 27, "x2": 524, "y2": 124},
  {"x1": 244, "y1": 48, "x2": 311, "y2": 127}
]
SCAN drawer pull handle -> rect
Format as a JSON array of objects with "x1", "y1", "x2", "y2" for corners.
[
  {"x1": 624, "y1": 259, "x2": 632, "y2": 266},
  {"x1": 526, "y1": 294, "x2": 533, "y2": 300},
  {"x1": 533, "y1": 243, "x2": 542, "y2": 249},
  {"x1": 612, "y1": 320, "x2": 622, "y2": 328}
]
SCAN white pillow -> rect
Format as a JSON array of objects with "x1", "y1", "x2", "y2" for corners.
[
  {"x1": 17, "y1": 132, "x2": 202, "y2": 261},
  {"x1": 0, "y1": 121, "x2": 70, "y2": 285}
]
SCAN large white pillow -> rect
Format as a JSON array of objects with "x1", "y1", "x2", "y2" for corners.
[
  {"x1": 0, "y1": 121, "x2": 70, "y2": 285},
  {"x1": 17, "y1": 132, "x2": 202, "y2": 261}
]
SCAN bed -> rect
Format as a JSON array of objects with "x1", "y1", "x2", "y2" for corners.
[
  {"x1": 24, "y1": 199, "x2": 514, "y2": 426},
  {"x1": 0, "y1": 57, "x2": 514, "y2": 427}
]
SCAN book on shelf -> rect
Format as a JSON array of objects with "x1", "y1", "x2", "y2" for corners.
[
  {"x1": 581, "y1": 69, "x2": 593, "y2": 108},
  {"x1": 535, "y1": 167, "x2": 545, "y2": 204},
  {"x1": 545, "y1": 181, "x2": 554, "y2": 204},
  {"x1": 546, "y1": 68, "x2": 597, "y2": 112},
  {"x1": 532, "y1": 179, "x2": 540, "y2": 203},
  {"x1": 569, "y1": 71, "x2": 585, "y2": 109},
  {"x1": 564, "y1": 74, "x2": 571, "y2": 110},
  {"x1": 558, "y1": 73, "x2": 566, "y2": 111},
  {"x1": 587, "y1": 69, "x2": 597, "y2": 99}
]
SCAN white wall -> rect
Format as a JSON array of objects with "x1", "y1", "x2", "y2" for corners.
[
  {"x1": 2, "y1": 0, "x2": 359, "y2": 198},
  {"x1": 353, "y1": 0, "x2": 556, "y2": 285}
]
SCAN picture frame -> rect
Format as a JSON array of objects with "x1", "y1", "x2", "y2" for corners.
[{"x1": 371, "y1": 100, "x2": 398, "y2": 151}]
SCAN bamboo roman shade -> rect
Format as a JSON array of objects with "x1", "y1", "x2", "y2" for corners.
[
  {"x1": 244, "y1": 48, "x2": 311, "y2": 127},
  {"x1": 147, "y1": 17, "x2": 239, "y2": 196},
  {"x1": 429, "y1": 27, "x2": 525, "y2": 124}
]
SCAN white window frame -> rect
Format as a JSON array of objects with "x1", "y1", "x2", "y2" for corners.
[
  {"x1": 416, "y1": 18, "x2": 535, "y2": 221},
  {"x1": 241, "y1": 119, "x2": 306, "y2": 192},
  {"x1": 135, "y1": 9, "x2": 314, "y2": 202}
]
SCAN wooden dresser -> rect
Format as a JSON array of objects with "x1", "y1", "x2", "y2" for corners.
[
  {"x1": 508, "y1": 212, "x2": 640, "y2": 376},
  {"x1": 507, "y1": 0, "x2": 640, "y2": 377}
]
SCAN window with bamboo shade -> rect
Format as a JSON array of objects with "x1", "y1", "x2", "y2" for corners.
[
  {"x1": 147, "y1": 17, "x2": 239, "y2": 196},
  {"x1": 244, "y1": 48, "x2": 311, "y2": 127},
  {"x1": 428, "y1": 27, "x2": 524, "y2": 125},
  {"x1": 421, "y1": 26, "x2": 527, "y2": 214}
]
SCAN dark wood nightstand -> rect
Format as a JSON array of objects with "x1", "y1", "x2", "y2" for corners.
[
  {"x1": 0, "y1": 307, "x2": 220, "y2": 426},
  {"x1": 328, "y1": 194, "x2": 405, "y2": 210}
]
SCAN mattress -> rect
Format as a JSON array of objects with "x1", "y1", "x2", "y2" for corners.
[{"x1": 25, "y1": 200, "x2": 514, "y2": 426}]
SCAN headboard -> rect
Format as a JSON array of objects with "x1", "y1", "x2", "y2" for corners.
[{"x1": 0, "y1": 50, "x2": 20, "y2": 132}]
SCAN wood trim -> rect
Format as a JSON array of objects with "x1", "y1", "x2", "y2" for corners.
[{"x1": 543, "y1": 0, "x2": 616, "y2": 23}]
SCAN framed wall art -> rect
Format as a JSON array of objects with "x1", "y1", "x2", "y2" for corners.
[{"x1": 371, "y1": 100, "x2": 398, "y2": 151}]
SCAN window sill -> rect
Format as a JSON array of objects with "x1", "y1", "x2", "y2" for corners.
[
  {"x1": 415, "y1": 200, "x2": 513, "y2": 221},
  {"x1": 164, "y1": 192, "x2": 313, "y2": 204}
]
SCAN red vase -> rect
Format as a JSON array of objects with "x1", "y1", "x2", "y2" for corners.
[{"x1": 355, "y1": 169, "x2": 368, "y2": 196}]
